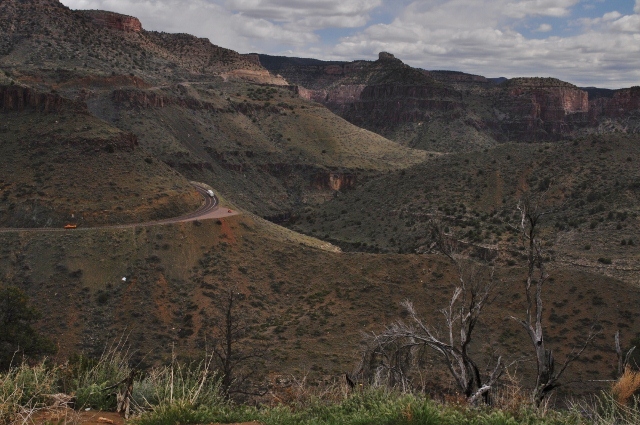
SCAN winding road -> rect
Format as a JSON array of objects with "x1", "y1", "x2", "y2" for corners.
[{"x1": 0, "y1": 183, "x2": 238, "y2": 233}]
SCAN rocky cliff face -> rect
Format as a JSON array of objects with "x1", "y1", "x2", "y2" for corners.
[
  {"x1": 275, "y1": 53, "x2": 460, "y2": 135},
  {"x1": 262, "y1": 53, "x2": 640, "y2": 145},
  {"x1": 81, "y1": 10, "x2": 143, "y2": 32},
  {"x1": 338, "y1": 84, "x2": 462, "y2": 131},
  {"x1": 590, "y1": 87, "x2": 640, "y2": 119},
  {"x1": 0, "y1": 85, "x2": 86, "y2": 113},
  {"x1": 112, "y1": 89, "x2": 189, "y2": 109},
  {"x1": 497, "y1": 78, "x2": 590, "y2": 141},
  {"x1": 312, "y1": 172, "x2": 357, "y2": 191}
]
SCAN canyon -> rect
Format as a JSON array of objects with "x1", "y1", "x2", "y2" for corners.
[{"x1": 260, "y1": 52, "x2": 640, "y2": 147}]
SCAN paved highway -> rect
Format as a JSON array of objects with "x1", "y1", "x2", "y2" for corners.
[{"x1": 0, "y1": 184, "x2": 238, "y2": 233}]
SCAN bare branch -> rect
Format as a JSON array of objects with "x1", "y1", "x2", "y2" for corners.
[
  {"x1": 513, "y1": 192, "x2": 594, "y2": 406},
  {"x1": 360, "y1": 222, "x2": 502, "y2": 403}
]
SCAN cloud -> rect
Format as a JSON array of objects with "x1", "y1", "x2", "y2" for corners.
[
  {"x1": 602, "y1": 11, "x2": 622, "y2": 21},
  {"x1": 59, "y1": 0, "x2": 640, "y2": 88},
  {"x1": 328, "y1": 1, "x2": 640, "y2": 87},
  {"x1": 534, "y1": 23, "x2": 553, "y2": 32},
  {"x1": 225, "y1": 0, "x2": 382, "y2": 30},
  {"x1": 610, "y1": 14, "x2": 640, "y2": 33},
  {"x1": 503, "y1": 0, "x2": 580, "y2": 19},
  {"x1": 61, "y1": 0, "x2": 381, "y2": 51}
]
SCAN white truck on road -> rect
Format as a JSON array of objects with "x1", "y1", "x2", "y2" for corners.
[{"x1": 206, "y1": 190, "x2": 215, "y2": 198}]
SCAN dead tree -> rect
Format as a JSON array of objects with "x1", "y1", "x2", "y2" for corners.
[
  {"x1": 210, "y1": 287, "x2": 265, "y2": 399},
  {"x1": 615, "y1": 331, "x2": 636, "y2": 377},
  {"x1": 360, "y1": 223, "x2": 502, "y2": 404},
  {"x1": 102, "y1": 369, "x2": 137, "y2": 419},
  {"x1": 115, "y1": 370, "x2": 135, "y2": 419},
  {"x1": 511, "y1": 195, "x2": 596, "y2": 407}
]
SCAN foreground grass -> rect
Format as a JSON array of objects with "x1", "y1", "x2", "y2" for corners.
[
  {"x1": 131, "y1": 389, "x2": 583, "y2": 425},
  {"x1": 5, "y1": 356, "x2": 640, "y2": 425}
]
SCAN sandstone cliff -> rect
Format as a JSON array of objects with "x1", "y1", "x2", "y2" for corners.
[
  {"x1": 260, "y1": 52, "x2": 640, "y2": 145},
  {"x1": 81, "y1": 10, "x2": 142, "y2": 32},
  {"x1": 590, "y1": 86, "x2": 640, "y2": 119},
  {"x1": 0, "y1": 85, "x2": 86, "y2": 113},
  {"x1": 496, "y1": 78, "x2": 590, "y2": 141}
]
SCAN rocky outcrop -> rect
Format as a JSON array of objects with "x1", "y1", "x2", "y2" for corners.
[
  {"x1": 0, "y1": 85, "x2": 86, "y2": 113},
  {"x1": 112, "y1": 89, "x2": 228, "y2": 111},
  {"x1": 65, "y1": 132, "x2": 138, "y2": 152},
  {"x1": 312, "y1": 172, "x2": 357, "y2": 191},
  {"x1": 494, "y1": 78, "x2": 590, "y2": 141},
  {"x1": 58, "y1": 75, "x2": 151, "y2": 90},
  {"x1": 241, "y1": 54, "x2": 262, "y2": 66},
  {"x1": 298, "y1": 85, "x2": 367, "y2": 105},
  {"x1": 590, "y1": 87, "x2": 640, "y2": 120},
  {"x1": 144, "y1": 32, "x2": 268, "y2": 76},
  {"x1": 506, "y1": 78, "x2": 588, "y2": 114},
  {"x1": 220, "y1": 69, "x2": 288, "y2": 85},
  {"x1": 81, "y1": 10, "x2": 142, "y2": 32},
  {"x1": 334, "y1": 84, "x2": 462, "y2": 131},
  {"x1": 430, "y1": 71, "x2": 490, "y2": 84}
]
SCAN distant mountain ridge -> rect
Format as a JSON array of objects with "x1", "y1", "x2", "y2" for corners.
[
  {"x1": 0, "y1": 0, "x2": 279, "y2": 85},
  {"x1": 258, "y1": 52, "x2": 640, "y2": 150}
]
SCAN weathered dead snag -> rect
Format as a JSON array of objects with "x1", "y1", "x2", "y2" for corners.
[{"x1": 511, "y1": 194, "x2": 596, "y2": 407}]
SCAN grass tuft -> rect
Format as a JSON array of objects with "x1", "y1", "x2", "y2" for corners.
[
  {"x1": 612, "y1": 367, "x2": 640, "y2": 405},
  {"x1": 0, "y1": 361, "x2": 59, "y2": 424}
]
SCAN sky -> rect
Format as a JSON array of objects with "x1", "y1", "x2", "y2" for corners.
[{"x1": 59, "y1": 0, "x2": 640, "y2": 88}]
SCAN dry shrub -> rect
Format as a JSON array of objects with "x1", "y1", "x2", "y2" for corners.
[
  {"x1": 30, "y1": 406, "x2": 81, "y2": 425},
  {"x1": 0, "y1": 361, "x2": 59, "y2": 424},
  {"x1": 490, "y1": 370, "x2": 530, "y2": 413},
  {"x1": 266, "y1": 374, "x2": 350, "y2": 408},
  {"x1": 612, "y1": 366, "x2": 640, "y2": 405}
]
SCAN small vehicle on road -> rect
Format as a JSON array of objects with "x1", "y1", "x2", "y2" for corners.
[
  {"x1": 206, "y1": 190, "x2": 214, "y2": 198},
  {"x1": 64, "y1": 224, "x2": 77, "y2": 229}
]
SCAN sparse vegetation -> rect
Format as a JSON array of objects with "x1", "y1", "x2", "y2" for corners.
[
  {"x1": 1, "y1": 2, "x2": 640, "y2": 423},
  {"x1": 0, "y1": 286, "x2": 56, "y2": 370}
]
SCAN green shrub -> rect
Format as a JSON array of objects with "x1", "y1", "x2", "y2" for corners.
[
  {"x1": 65, "y1": 341, "x2": 132, "y2": 410},
  {"x1": 0, "y1": 286, "x2": 56, "y2": 370},
  {"x1": 133, "y1": 360, "x2": 223, "y2": 410},
  {"x1": 0, "y1": 361, "x2": 59, "y2": 424}
]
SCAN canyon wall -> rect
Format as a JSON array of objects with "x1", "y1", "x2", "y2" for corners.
[
  {"x1": 264, "y1": 54, "x2": 640, "y2": 143},
  {"x1": 497, "y1": 78, "x2": 590, "y2": 141},
  {"x1": 81, "y1": 10, "x2": 142, "y2": 32},
  {"x1": 0, "y1": 85, "x2": 86, "y2": 113},
  {"x1": 590, "y1": 87, "x2": 640, "y2": 120},
  {"x1": 112, "y1": 89, "x2": 227, "y2": 111}
]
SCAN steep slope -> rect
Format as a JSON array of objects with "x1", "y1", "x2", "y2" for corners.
[
  {"x1": 1, "y1": 213, "x2": 638, "y2": 399},
  {"x1": 0, "y1": 0, "x2": 280, "y2": 86},
  {"x1": 0, "y1": 84, "x2": 200, "y2": 227},
  {"x1": 79, "y1": 79, "x2": 428, "y2": 218},
  {"x1": 289, "y1": 133, "x2": 640, "y2": 283},
  {"x1": 0, "y1": 0, "x2": 428, "y2": 220}
]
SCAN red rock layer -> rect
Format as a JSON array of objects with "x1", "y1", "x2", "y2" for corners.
[
  {"x1": 82, "y1": 10, "x2": 142, "y2": 32},
  {"x1": 590, "y1": 87, "x2": 640, "y2": 121},
  {"x1": 0, "y1": 85, "x2": 85, "y2": 113}
]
